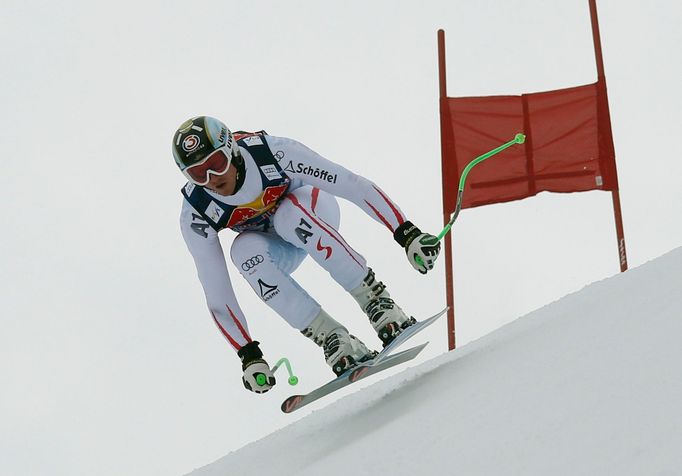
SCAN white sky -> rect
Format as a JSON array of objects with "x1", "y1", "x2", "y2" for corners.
[{"x1": 1, "y1": 1, "x2": 680, "y2": 475}]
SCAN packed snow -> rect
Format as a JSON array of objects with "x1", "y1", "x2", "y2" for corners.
[{"x1": 188, "y1": 247, "x2": 682, "y2": 476}]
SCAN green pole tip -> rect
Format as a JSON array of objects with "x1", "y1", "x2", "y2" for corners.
[
  {"x1": 256, "y1": 374, "x2": 267, "y2": 386},
  {"x1": 288, "y1": 376, "x2": 299, "y2": 386},
  {"x1": 514, "y1": 133, "x2": 526, "y2": 144}
]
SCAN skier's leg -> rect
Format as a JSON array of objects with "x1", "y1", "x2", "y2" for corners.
[
  {"x1": 272, "y1": 186, "x2": 368, "y2": 292},
  {"x1": 301, "y1": 308, "x2": 376, "y2": 376},
  {"x1": 348, "y1": 268, "x2": 416, "y2": 347},
  {"x1": 230, "y1": 230, "x2": 374, "y2": 374},
  {"x1": 273, "y1": 186, "x2": 414, "y2": 347},
  {"x1": 230, "y1": 230, "x2": 318, "y2": 330}
]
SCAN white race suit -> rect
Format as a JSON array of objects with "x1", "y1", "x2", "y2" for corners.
[{"x1": 180, "y1": 133, "x2": 408, "y2": 351}]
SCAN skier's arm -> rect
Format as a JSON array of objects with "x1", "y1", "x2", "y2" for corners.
[
  {"x1": 269, "y1": 136, "x2": 441, "y2": 273},
  {"x1": 179, "y1": 199, "x2": 255, "y2": 351},
  {"x1": 180, "y1": 201, "x2": 276, "y2": 393},
  {"x1": 268, "y1": 136, "x2": 408, "y2": 232}
]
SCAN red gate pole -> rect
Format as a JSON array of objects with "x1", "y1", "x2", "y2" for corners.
[
  {"x1": 588, "y1": 0, "x2": 628, "y2": 272},
  {"x1": 438, "y1": 29, "x2": 457, "y2": 350}
]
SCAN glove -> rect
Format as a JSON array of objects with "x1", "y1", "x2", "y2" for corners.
[
  {"x1": 237, "y1": 341, "x2": 276, "y2": 394},
  {"x1": 394, "y1": 221, "x2": 441, "y2": 274}
]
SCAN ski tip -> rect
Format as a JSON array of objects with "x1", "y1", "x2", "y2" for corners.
[
  {"x1": 281, "y1": 395, "x2": 304, "y2": 413},
  {"x1": 349, "y1": 366, "x2": 370, "y2": 383},
  {"x1": 414, "y1": 340, "x2": 429, "y2": 352},
  {"x1": 406, "y1": 341, "x2": 429, "y2": 359}
]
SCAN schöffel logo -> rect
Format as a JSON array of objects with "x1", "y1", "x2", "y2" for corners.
[
  {"x1": 182, "y1": 134, "x2": 201, "y2": 152},
  {"x1": 281, "y1": 161, "x2": 338, "y2": 184},
  {"x1": 241, "y1": 255, "x2": 264, "y2": 271}
]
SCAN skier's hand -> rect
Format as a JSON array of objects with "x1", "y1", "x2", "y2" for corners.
[
  {"x1": 394, "y1": 221, "x2": 441, "y2": 275},
  {"x1": 242, "y1": 360, "x2": 276, "y2": 393},
  {"x1": 237, "y1": 341, "x2": 276, "y2": 394}
]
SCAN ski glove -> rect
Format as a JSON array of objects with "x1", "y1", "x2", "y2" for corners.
[
  {"x1": 237, "y1": 341, "x2": 276, "y2": 394},
  {"x1": 394, "y1": 221, "x2": 441, "y2": 275}
]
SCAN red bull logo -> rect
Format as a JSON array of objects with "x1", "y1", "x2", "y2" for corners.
[{"x1": 225, "y1": 184, "x2": 289, "y2": 229}]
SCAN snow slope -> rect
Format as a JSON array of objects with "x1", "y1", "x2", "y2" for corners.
[{"x1": 188, "y1": 247, "x2": 682, "y2": 476}]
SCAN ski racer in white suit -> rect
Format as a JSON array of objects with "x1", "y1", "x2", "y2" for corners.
[{"x1": 174, "y1": 116, "x2": 441, "y2": 393}]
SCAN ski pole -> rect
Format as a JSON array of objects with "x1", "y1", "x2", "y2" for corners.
[
  {"x1": 415, "y1": 133, "x2": 526, "y2": 267},
  {"x1": 256, "y1": 357, "x2": 299, "y2": 387}
]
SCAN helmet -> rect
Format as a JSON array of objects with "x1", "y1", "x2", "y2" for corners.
[{"x1": 172, "y1": 116, "x2": 240, "y2": 185}]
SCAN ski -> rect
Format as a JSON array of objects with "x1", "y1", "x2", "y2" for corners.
[
  {"x1": 348, "y1": 341, "x2": 428, "y2": 383},
  {"x1": 375, "y1": 307, "x2": 448, "y2": 363},
  {"x1": 280, "y1": 307, "x2": 447, "y2": 413},
  {"x1": 281, "y1": 343, "x2": 428, "y2": 414}
]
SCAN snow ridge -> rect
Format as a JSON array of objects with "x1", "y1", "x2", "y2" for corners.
[{"x1": 189, "y1": 247, "x2": 682, "y2": 476}]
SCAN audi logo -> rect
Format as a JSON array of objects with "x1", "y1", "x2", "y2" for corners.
[{"x1": 241, "y1": 255, "x2": 264, "y2": 271}]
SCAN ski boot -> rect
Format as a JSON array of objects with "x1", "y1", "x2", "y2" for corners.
[
  {"x1": 350, "y1": 268, "x2": 416, "y2": 347},
  {"x1": 302, "y1": 309, "x2": 377, "y2": 376}
]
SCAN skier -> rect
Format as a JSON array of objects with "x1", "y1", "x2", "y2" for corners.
[{"x1": 174, "y1": 116, "x2": 441, "y2": 394}]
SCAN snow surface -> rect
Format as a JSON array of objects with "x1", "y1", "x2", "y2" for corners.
[{"x1": 188, "y1": 247, "x2": 682, "y2": 476}]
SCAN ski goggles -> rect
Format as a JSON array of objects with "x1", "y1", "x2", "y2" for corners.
[{"x1": 182, "y1": 146, "x2": 234, "y2": 186}]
